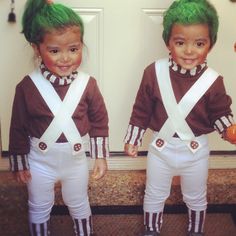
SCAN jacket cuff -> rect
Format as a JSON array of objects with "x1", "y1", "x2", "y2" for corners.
[
  {"x1": 9, "y1": 154, "x2": 30, "y2": 172},
  {"x1": 214, "y1": 115, "x2": 234, "y2": 134},
  {"x1": 90, "y1": 137, "x2": 109, "y2": 159},
  {"x1": 124, "y1": 124, "x2": 145, "y2": 146}
]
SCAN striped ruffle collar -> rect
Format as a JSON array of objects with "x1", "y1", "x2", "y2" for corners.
[
  {"x1": 40, "y1": 63, "x2": 78, "y2": 86},
  {"x1": 168, "y1": 55, "x2": 207, "y2": 77}
]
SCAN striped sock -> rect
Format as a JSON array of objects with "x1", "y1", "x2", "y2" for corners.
[
  {"x1": 144, "y1": 211, "x2": 163, "y2": 233},
  {"x1": 188, "y1": 209, "x2": 206, "y2": 233},
  {"x1": 29, "y1": 220, "x2": 50, "y2": 236},
  {"x1": 73, "y1": 215, "x2": 93, "y2": 236}
]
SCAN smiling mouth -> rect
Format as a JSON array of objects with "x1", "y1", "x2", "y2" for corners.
[
  {"x1": 183, "y1": 58, "x2": 196, "y2": 64},
  {"x1": 58, "y1": 66, "x2": 71, "y2": 70}
]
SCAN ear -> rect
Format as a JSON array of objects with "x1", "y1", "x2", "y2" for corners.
[
  {"x1": 166, "y1": 44, "x2": 171, "y2": 51},
  {"x1": 164, "y1": 39, "x2": 170, "y2": 50},
  {"x1": 31, "y1": 43, "x2": 41, "y2": 58}
]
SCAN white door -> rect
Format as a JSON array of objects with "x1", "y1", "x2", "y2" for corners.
[
  {"x1": 0, "y1": 0, "x2": 236, "y2": 152},
  {"x1": 61, "y1": 0, "x2": 173, "y2": 151},
  {"x1": 66, "y1": 0, "x2": 236, "y2": 151}
]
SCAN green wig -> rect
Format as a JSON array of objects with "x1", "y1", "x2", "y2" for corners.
[
  {"x1": 162, "y1": 0, "x2": 219, "y2": 47},
  {"x1": 22, "y1": 0, "x2": 84, "y2": 44}
]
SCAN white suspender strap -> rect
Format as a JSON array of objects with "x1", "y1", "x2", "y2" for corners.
[
  {"x1": 179, "y1": 67, "x2": 219, "y2": 115},
  {"x1": 156, "y1": 59, "x2": 195, "y2": 141},
  {"x1": 30, "y1": 69, "x2": 90, "y2": 155},
  {"x1": 30, "y1": 69, "x2": 61, "y2": 114},
  {"x1": 154, "y1": 58, "x2": 219, "y2": 152}
]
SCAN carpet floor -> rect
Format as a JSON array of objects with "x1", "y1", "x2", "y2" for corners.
[
  {"x1": 50, "y1": 213, "x2": 236, "y2": 236},
  {"x1": 1, "y1": 213, "x2": 235, "y2": 236}
]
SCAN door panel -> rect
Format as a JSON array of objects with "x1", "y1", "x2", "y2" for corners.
[{"x1": 66, "y1": 0, "x2": 173, "y2": 151}]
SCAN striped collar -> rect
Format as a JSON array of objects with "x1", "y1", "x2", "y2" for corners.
[
  {"x1": 168, "y1": 55, "x2": 207, "y2": 77},
  {"x1": 40, "y1": 63, "x2": 78, "y2": 86}
]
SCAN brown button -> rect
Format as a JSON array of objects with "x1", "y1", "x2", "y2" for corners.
[
  {"x1": 74, "y1": 143, "x2": 81, "y2": 152},
  {"x1": 190, "y1": 141, "x2": 199, "y2": 150},
  {"x1": 156, "y1": 138, "x2": 164, "y2": 147},
  {"x1": 39, "y1": 142, "x2": 47, "y2": 150}
]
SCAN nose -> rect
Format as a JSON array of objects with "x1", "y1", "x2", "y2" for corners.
[
  {"x1": 184, "y1": 44, "x2": 193, "y2": 54},
  {"x1": 60, "y1": 52, "x2": 70, "y2": 62}
]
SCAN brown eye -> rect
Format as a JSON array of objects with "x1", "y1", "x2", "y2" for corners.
[
  {"x1": 50, "y1": 49, "x2": 58, "y2": 54},
  {"x1": 70, "y1": 48, "x2": 79, "y2": 52},
  {"x1": 196, "y1": 42, "x2": 205, "y2": 47},
  {"x1": 175, "y1": 41, "x2": 184, "y2": 46}
]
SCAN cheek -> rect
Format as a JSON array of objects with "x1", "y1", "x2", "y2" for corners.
[
  {"x1": 75, "y1": 54, "x2": 82, "y2": 66},
  {"x1": 168, "y1": 45, "x2": 177, "y2": 56},
  {"x1": 198, "y1": 50, "x2": 209, "y2": 62},
  {"x1": 42, "y1": 55, "x2": 55, "y2": 68},
  {"x1": 169, "y1": 48, "x2": 178, "y2": 61}
]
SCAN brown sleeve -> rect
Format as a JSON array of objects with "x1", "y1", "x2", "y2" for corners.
[
  {"x1": 9, "y1": 82, "x2": 30, "y2": 155},
  {"x1": 87, "y1": 78, "x2": 109, "y2": 138},
  {"x1": 129, "y1": 64, "x2": 156, "y2": 129},
  {"x1": 86, "y1": 78, "x2": 109, "y2": 158},
  {"x1": 9, "y1": 80, "x2": 30, "y2": 172},
  {"x1": 207, "y1": 76, "x2": 234, "y2": 132}
]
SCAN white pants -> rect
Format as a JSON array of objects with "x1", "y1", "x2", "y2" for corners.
[
  {"x1": 27, "y1": 138, "x2": 91, "y2": 224},
  {"x1": 144, "y1": 135, "x2": 209, "y2": 213}
]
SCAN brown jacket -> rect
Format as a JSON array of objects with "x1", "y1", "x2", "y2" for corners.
[
  {"x1": 9, "y1": 73, "x2": 109, "y2": 171},
  {"x1": 125, "y1": 60, "x2": 233, "y2": 145}
]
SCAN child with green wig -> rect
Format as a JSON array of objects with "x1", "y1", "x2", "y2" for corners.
[
  {"x1": 124, "y1": 0, "x2": 235, "y2": 235},
  {"x1": 9, "y1": 0, "x2": 109, "y2": 235}
]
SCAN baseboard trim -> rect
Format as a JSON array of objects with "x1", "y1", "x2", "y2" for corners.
[
  {"x1": 2, "y1": 150, "x2": 236, "y2": 157},
  {"x1": 1, "y1": 152, "x2": 236, "y2": 170}
]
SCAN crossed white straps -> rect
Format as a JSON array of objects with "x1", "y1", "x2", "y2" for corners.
[
  {"x1": 30, "y1": 69, "x2": 89, "y2": 155},
  {"x1": 153, "y1": 59, "x2": 219, "y2": 152}
]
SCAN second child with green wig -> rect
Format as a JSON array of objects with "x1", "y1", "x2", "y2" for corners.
[
  {"x1": 8, "y1": 0, "x2": 109, "y2": 235},
  {"x1": 124, "y1": 0, "x2": 235, "y2": 236}
]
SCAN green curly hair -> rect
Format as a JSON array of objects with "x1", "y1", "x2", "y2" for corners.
[
  {"x1": 162, "y1": 0, "x2": 219, "y2": 48},
  {"x1": 22, "y1": 0, "x2": 84, "y2": 45}
]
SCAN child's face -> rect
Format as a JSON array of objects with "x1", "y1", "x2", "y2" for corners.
[
  {"x1": 167, "y1": 23, "x2": 211, "y2": 70},
  {"x1": 33, "y1": 26, "x2": 82, "y2": 77}
]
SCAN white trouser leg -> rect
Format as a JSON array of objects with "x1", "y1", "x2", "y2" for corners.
[
  {"x1": 144, "y1": 135, "x2": 209, "y2": 234},
  {"x1": 27, "y1": 138, "x2": 91, "y2": 235},
  {"x1": 180, "y1": 156, "x2": 209, "y2": 211},
  {"x1": 179, "y1": 142, "x2": 209, "y2": 234},
  {"x1": 178, "y1": 135, "x2": 209, "y2": 212},
  {"x1": 27, "y1": 147, "x2": 57, "y2": 224},
  {"x1": 60, "y1": 151, "x2": 92, "y2": 235},
  {"x1": 143, "y1": 151, "x2": 174, "y2": 232},
  {"x1": 145, "y1": 135, "x2": 209, "y2": 212},
  {"x1": 144, "y1": 151, "x2": 173, "y2": 213},
  {"x1": 60, "y1": 155, "x2": 91, "y2": 219}
]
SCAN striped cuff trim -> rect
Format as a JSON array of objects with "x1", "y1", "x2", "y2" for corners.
[
  {"x1": 9, "y1": 154, "x2": 29, "y2": 172},
  {"x1": 124, "y1": 124, "x2": 145, "y2": 146},
  {"x1": 90, "y1": 137, "x2": 109, "y2": 159},
  {"x1": 214, "y1": 115, "x2": 234, "y2": 134}
]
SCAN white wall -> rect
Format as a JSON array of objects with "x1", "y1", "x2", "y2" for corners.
[
  {"x1": 0, "y1": 0, "x2": 236, "y2": 152},
  {"x1": 0, "y1": 0, "x2": 33, "y2": 151},
  {"x1": 206, "y1": 0, "x2": 236, "y2": 150}
]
